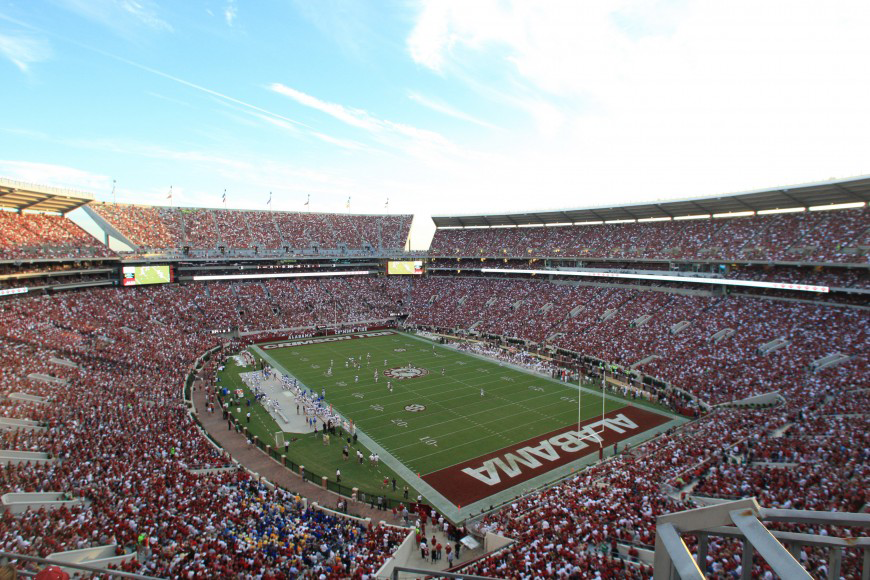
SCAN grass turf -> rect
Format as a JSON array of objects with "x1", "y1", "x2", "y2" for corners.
[
  {"x1": 251, "y1": 331, "x2": 658, "y2": 484},
  {"x1": 219, "y1": 356, "x2": 417, "y2": 505}
]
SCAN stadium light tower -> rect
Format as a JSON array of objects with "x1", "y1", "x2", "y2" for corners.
[
  {"x1": 578, "y1": 371, "x2": 582, "y2": 436},
  {"x1": 599, "y1": 365, "x2": 607, "y2": 434}
]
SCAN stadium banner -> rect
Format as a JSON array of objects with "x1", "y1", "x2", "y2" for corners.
[
  {"x1": 387, "y1": 260, "x2": 423, "y2": 275},
  {"x1": 481, "y1": 268, "x2": 830, "y2": 293},
  {"x1": 247, "y1": 325, "x2": 394, "y2": 345},
  {"x1": 0, "y1": 287, "x2": 28, "y2": 297},
  {"x1": 121, "y1": 265, "x2": 173, "y2": 286},
  {"x1": 422, "y1": 406, "x2": 670, "y2": 506},
  {"x1": 261, "y1": 330, "x2": 394, "y2": 350},
  {"x1": 191, "y1": 270, "x2": 372, "y2": 281}
]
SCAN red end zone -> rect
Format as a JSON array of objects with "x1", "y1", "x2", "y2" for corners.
[{"x1": 422, "y1": 405, "x2": 671, "y2": 506}]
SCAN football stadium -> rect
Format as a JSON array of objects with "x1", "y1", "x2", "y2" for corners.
[
  {"x1": 1, "y1": 175, "x2": 868, "y2": 578},
  {"x1": 1, "y1": 3, "x2": 869, "y2": 579}
]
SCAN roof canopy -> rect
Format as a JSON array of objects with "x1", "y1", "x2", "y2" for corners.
[
  {"x1": 0, "y1": 178, "x2": 95, "y2": 214},
  {"x1": 432, "y1": 175, "x2": 870, "y2": 228}
]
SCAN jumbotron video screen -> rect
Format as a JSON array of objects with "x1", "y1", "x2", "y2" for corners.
[
  {"x1": 386, "y1": 260, "x2": 423, "y2": 275},
  {"x1": 121, "y1": 265, "x2": 173, "y2": 286}
]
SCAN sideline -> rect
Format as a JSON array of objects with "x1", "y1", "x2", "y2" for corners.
[
  {"x1": 250, "y1": 342, "x2": 462, "y2": 521},
  {"x1": 187, "y1": 359, "x2": 414, "y2": 524}
]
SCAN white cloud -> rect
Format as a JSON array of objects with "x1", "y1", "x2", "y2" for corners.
[
  {"x1": 55, "y1": 0, "x2": 173, "y2": 34},
  {"x1": 120, "y1": 0, "x2": 172, "y2": 31},
  {"x1": 99, "y1": 57, "x2": 312, "y2": 133},
  {"x1": 269, "y1": 83, "x2": 454, "y2": 151},
  {"x1": 224, "y1": 0, "x2": 237, "y2": 26},
  {"x1": 406, "y1": 0, "x2": 452, "y2": 71},
  {"x1": 0, "y1": 33, "x2": 51, "y2": 72},
  {"x1": 310, "y1": 131, "x2": 369, "y2": 151},
  {"x1": 402, "y1": 0, "x2": 870, "y2": 207},
  {"x1": 407, "y1": 91, "x2": 497, "y2": 129},
  {"x1": 0, "y1": 160, "x2": 112, "y2": 193},
  {"x1": 72, "y1": 138, "x2": 253, "y2": 171},
  {"x1": 291, "y1": 0, "x2": 373, "y2": 58},
  {"x1": 269, "y1": 83, "x2": 380, "y2": 131},
  {"x1": 247, "y1": 111, "x2": 302, "y2": 135}
]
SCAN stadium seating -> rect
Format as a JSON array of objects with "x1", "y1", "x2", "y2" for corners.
[
  {"x1": 410, "y1": 276, "x2": 868, "y2": 405},
  {"x1": 429, "y1": 207, "x2": 869, "y2": 263},
  {"x1": 2, "y1": 196, "x2": 867, "y2": 577},
  {"x1": 407, "y1": 273, "x2": 867, "y2": 575},
  {"x1": 0, "y1": 284, "x2": 407, "y2": 577},
  {"x1": 89, "y1": 202, "x2": 184, "y2": 250},
  {"x1": 465, "y1": 408, "x2": 777, "y2": 576},
  {"x1": 1, "y1": 275, "x2": 865, "y2": 576},
  {"x1": 726, "y1": 266, "x2": 870, "y2": 289},
  {"x1": 90, "y1": 203, "x2": 412, "y2": 252},
  {"x1": 0, "y1": 211, "x2": 115, "y2": 260}
]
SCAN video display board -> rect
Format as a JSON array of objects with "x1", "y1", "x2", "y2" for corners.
[
  {"x1": 387, "y1": 260, "x2": 423, "y2": 275},
  {"x1": 122, "y1": 265, "x2": 173, "y2": 286}
]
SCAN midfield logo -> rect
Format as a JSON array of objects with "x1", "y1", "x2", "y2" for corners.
[{"x1": 384, "y1": 367, "x2": 429, "y2": 380}]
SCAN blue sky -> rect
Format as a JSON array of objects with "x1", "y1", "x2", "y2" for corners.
[{"x1": 1, "y1": 0, "x2": 869, "y2": 248}]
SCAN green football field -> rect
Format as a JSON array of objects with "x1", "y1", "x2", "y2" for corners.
[{"x1": 256, "y1": 330, "x2": 638, "y2": 477}]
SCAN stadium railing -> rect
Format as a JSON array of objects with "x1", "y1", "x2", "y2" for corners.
[
  {"x1": 388, "y1": 566, "x2": 500, "y2": 580},
  {"x1": 0, "y1": 551, "x2": 157, "y2": 579},
  {"x1": 652, "y1": 497, "x2": 870, "y2": 580}
]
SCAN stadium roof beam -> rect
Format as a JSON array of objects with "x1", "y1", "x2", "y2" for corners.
[
  {"x1": 832, "y1": 182, "x2": 864, "y2": 203},
  {"x1": 620, "y1": 205, "x2": 640, "y2": 219},
  {"x1": 653, "y1": 203, "x2": 674, "y2": 218},
  {"x1": 62, "y1": 198, "x2": 93, "y2": 214},
  {"x1": 730, "y1": 196, "x2": 758, "y2": 213},
  {"x1": 431, "y1": 174, "x2": 870, "y2": 228},
  {"x1": 0, "y1": 178, "x2": 95, "y2": 214},
  {"x1": 688, "y1": 200, "x2": 712, "y2": 215},
  {"x1": 586, "y1": 209, "x2": 606, "y2": 222},
  {"x1": 777, "y1": 188, "x2": 803, "y2": 207},
  {"x1": 17, "y1": 197, "x2": 50, "y2": 212}
]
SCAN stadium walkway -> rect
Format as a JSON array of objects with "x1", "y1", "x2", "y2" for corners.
[
  {"x1": 191, "y1": 380, "x2": 488, "y2": 572},
  {"x1": 192, "y1": 379, "x2": 392, "y2": 520}
]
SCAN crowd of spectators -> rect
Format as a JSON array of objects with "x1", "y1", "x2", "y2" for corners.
[
  {"x1": 213, "y1": 209, "x2": 255, "y2": 249},
  {"x1": 454, "y1": 341, "x2": 558, "y2": 375},
  {"x1": 693, "y1": 403, "x2": 868, "y2": 513},
  {"x1": 428, "y1": 259, "x2": 869, "y2": 292},
  {"x1": 0, "y1": 272, "x2": 115, "y2": 291},
  {"x1": 0, "y1": 265, "x2": 866, "y2": 577},
  {"x1": 464, "y1": 407, "x2": 794, "y2": 579},
  {"x1": 89, "y1": 202, "x2": 184, "y2": 250},
  {"x1": 428, "y1": 258, "x2": 674, "y2": 272},
  {"x1": 410, "y1": 270, "x2": 866, "y2": 571},
  {"x1": 725, "y1": 265, "x2": 870, "y2": 289},
  {"x1": 430, "y1": 207, "x2": 869, "y2": 263},
  {"x1": 462, "y1": 388, "x2": 865, "y2": 579},
  {"x1": 96, "y1": 277, "x2": 412, "y2": 333},
  {"x1": 0, "y1": 284, "x2": 404, "y2": 577},
  {"x1": 0, "y1": 211, "x2": 116, "y2": 260},
  {"x1": 409, "y1": 276, "x2": 867, "y2": 405},
  {"x1": 180, "y1": 208, "x2": 219, "y2": 249},
  {"x1": 90, "y1": 203, "x2": 412, "y2": 252}
]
